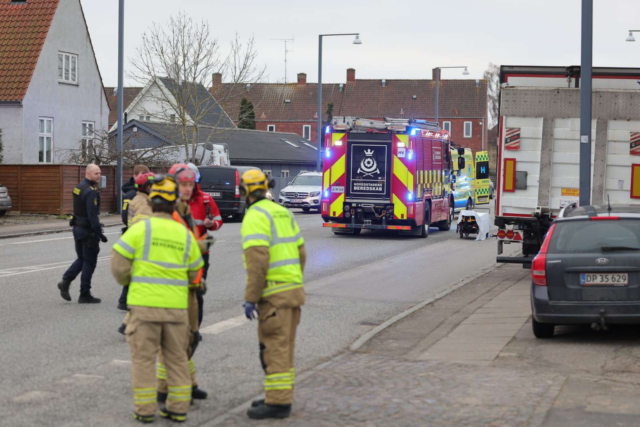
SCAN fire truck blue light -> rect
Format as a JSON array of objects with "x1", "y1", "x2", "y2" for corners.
[
  {"x1": 324, "y1": 190, "x2": 329, "y2": 198},
  {"x1": 408, "y1": 192, "x2": 414, "y2": 201},
  {"x1": 325, "y1": 126, "x2": 331, "y2": 134},
  {"x1": 408, "y1": 151, "x2": 413, "y2": 160},
  {"x1": 410, "y1": 128, "x2": 418, "y2": 136},
  {"x1": 326, "y1": 149, "x2": 331, "y2": 158}
]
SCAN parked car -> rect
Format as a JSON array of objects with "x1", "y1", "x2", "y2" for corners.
[
  {"x1": 0, "y1": 184, "x2": 11, "y2": 217},
  {"x1": 198, "y1": 165, "x2": 259, "y2": 220},
  {"x1": 279, "y1": 172, "x2": 322, "y2": 212},
  {"x1": 531, "y1": 204, "x2": 640, "y2": 338}
]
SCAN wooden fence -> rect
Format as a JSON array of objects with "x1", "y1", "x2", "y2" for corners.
[{"x1": 0, "y1": 165, "x2": 154, "y2": 215}]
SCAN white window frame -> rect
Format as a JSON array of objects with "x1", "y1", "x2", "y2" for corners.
[
  {"x1": 267, "y1": 125, "x2": 276, "y2": 132},
  {"x1": 281, "y1": 170, "x2": 290, "y2": 178},
  {"x1": 263, "y1": 170, "x2": 272, "y2": 177},
  {"x1": 464, "y1": 121, "x2": 472, "y2": 138},
  {"x1": 443, "y1": 121, "x2": 452, "y2": 133},
  {"x1": 39, "y1": 118, "x2": 54, "y2": 163},
  {"x1": 58, "y1": 52, "x2": 78, "y2": 84},
  {"x1": 139, "y1": 115, "x2": 151, "y2": 121},
  {"x1": 82, "y1": 121, "x2": 94, "y2": 156},
  {"x1": 303, "y1": 125, "x2": 311, "y2": 140}
]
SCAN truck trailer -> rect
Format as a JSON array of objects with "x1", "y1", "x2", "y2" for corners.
[
  {"x1": 321, "y1": 117, "x2": 454, "y2": 238},
  {"x1": 495, "y1": 65, "x2": 640, "y2": 266}
]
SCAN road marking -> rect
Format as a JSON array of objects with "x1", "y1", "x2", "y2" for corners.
[
  {"x1": 199, "y1": 315, "x2": 247, "y2": 335},
  {"x1": 0, "y1": 256, "x2": 110, "y2": 278},
  {"x1": 111, "y1": 359, "x2": 132, "y2": 366},
  {"x1": 0, "y1": 231, "x2": 120, "y2": 246}
]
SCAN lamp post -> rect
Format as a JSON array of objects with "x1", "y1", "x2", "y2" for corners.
[
  {"x1": 579, "y1": 0, "x2": 593, "y2": 207},
  {"x1": 116, "y1": 0, "x2": 125, "y2": 213},
  {"x1": 626, "y1": 30, "x2": 640, "y2": 42},
  {"x1": 316, "y1": 33, "x2": 362, "y2": 171},
  {"x1": 433, "y1": 66, "x2": 469, "y2": 126}
]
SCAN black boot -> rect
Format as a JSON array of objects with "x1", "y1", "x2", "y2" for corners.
[
  {"x1": 251, "y1": 399, "x2": 264, "y2": 408},
  {"x1": 247, "y1": 403, "x2": 291, "y2": 420},
  {"x1": 159, "y1": 406, "x2": 186, "y2": 423},
  {"x1": 157, "y1": 392, "x2": 167, "y2": 403},
  {"x1": 78, "y1": 293, "x2": 101, "y2": 304},
  {"x1": 118, "y1": 323, "x2": 127, "y2": 335},
  {"x1": 192, "y1": 386, "x2": 208, "y2": 400},
  {"x1": 58, "y1": 280, "x2": 71, "y2": 301},
  {"x1": 133, "y1": 413, "x2": 155, "y2": 424},
  {"x1": 117, "y1": 301, "x2": 128, "y2": 311}
]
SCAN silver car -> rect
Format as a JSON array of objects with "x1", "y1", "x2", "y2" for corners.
[{"x1": 0, "y1": 184, "x2": 12, "y2": 217}]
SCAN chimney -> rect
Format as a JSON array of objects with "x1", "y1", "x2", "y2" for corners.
[
  {"x1": 346, "y1": 68, "x2": 356, "y2": 83},
  {"x1": 212, "y1": 72, "x2": 222, "y2": 88},
  {"x1": 432, "y1": 68, "x2": 439, "y2": 80},
  {"x1": 297, "y1": 73, "x2": 307, "y2": 86}
]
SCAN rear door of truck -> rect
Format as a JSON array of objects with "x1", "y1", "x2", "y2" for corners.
[{"x1": 346, "y1": 133, "x2": 392, "y2": 202}]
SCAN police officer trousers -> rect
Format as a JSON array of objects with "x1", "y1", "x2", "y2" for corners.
[
  {"x1": 257, "y1": 301, "x2": 301, "y2": 406},
  {"x1": 126, "y1": 309, "x2": 192, "y2": 417},
  {"x1": 62, "y1": 227, "x2": 100, "y2": 294}
]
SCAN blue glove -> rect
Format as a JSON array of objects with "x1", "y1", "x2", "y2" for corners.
[{"x1": 243, "y1": 302, "x2": 258, "y2": 320}]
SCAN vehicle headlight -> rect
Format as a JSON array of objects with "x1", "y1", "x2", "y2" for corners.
[
  {"x1": 280, "y1": 191, "x2": 286, "y2": 198},
  {"x1": 309, "y1": 191, "x2": 320, "y2": 197}
]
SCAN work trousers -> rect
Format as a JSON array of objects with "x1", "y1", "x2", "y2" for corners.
[
  {"x1": 197, "y1": 253, "x2": 210, "y2": 327},
  {"x1": 62, "y1": 227, "x2": 99, "y2": 294},
  {"x1": 158, "y1": 290, "x2": 199, "y2": 393},
  {"x1": 126, "y1": 310, "x2": 191, "y2": 417},
  {"x1": 257, "y1": 302, "x2": 301, "y2": 405}
]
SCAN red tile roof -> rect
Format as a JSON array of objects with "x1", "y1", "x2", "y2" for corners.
[
  {"x1": 0, "y1": 0, "x2": 60, "y2": 102},
  {"x1": 105, "y1": 87, "x2": 143, "y2": 127},
  {"x1": 212, "y1": 78, "x2": 487, "y2": 123}
]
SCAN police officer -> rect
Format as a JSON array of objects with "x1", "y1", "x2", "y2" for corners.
[
  {"x1": 240, "y1": 170, "x2": 306, "y2": 420},
  {"x1": 58, "y1": 164, "x2": 107, "y2": 304},
  {"x1": 121, "y1": 165, "x2": 151, "y2": 234},
  {"x1": 111, "y1": 175, "x2": 204, "y2": 423}
]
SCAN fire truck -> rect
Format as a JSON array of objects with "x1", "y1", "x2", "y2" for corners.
[{"x1": 321, "y1": 117, "x2": 454, "y2": 237}]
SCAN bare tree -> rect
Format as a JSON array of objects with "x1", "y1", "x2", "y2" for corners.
[
  {"x1": 56, "y1": 129, "x2": 177, "y2": 168},
  {"x1": 129, "y1": 12, "x2": 266, "y2": 164},
  {"x1": 483, "y1": 63, "x2": 501, "y2": 128}
]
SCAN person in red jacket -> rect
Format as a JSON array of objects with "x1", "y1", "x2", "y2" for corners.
[{"x1": 187, "y1": 163, "x2": 223, "y2": 326}]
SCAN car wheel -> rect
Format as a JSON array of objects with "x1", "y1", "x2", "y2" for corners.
[
  {"x1": 302, "y1": 207, "x2": 310, "y2": 213},
  {"x1": 532, "y1": 318, "x2": 555, "y2": 339},
  {"x1": 438, "y1": 206, "x2": 453, "y2": 231},
  {"x1": 466, "y1": 198, "x2": 473, "y2": 210},
  {"x1": 0, "y1": 210, "x2": 6, "y2": 217}
]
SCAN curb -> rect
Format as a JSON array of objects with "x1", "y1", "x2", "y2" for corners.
[
  {"x1": 349, "y1": 262, "x2": 504, "y2": 352},
  {"x1": 0, "y1": 222, "x2": 122, "y2": 240}
]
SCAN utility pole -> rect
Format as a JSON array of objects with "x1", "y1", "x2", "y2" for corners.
[
  {"x1": 116, "y1": 0, "x2": 125, "y2": 214},
  {"x1": 579, "y1": 0, "x2": 593, "y2": 207},
  {"x1": 271, "y1": 38, "x2": 294, "y2": 83}
]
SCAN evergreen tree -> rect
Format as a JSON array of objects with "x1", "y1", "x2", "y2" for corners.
[
  {"x1": 238, "y1": 98, "x2": 256, "y2": 129},
  {"x1": 0, "y1": 129, "x2": 4, "y2": 164}
]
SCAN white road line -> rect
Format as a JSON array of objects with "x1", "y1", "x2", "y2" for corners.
[
  {"x1": 199, "y1": 315, "x2": 247, "y2": 335},
  {"x1": 0, "y1": 256, "x2": 110, "y2": 278},
  {"x1": 0, "y1": 231, "x2": 121, "y2": 246}
]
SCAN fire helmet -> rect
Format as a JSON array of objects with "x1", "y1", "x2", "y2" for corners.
[
  {"x1": 240, "y1": 170, "x2": 272, "y2": 198},
  {"x1": 168, "y1": 163, "x2": 196, "y2": 183},
  {"x1": 149, "y1": 175, "x2": 178, "y2": 204},
  {"x1": 187, "y1": 163, "x2": 201, "y2": 183}
]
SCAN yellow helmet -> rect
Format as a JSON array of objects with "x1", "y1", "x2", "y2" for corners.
[
  {"x1": 240, "y1": 169, "x2": 269, "y2": 198},
  {"x1": 149, "y1": 175, "x2": 178, "y2": 204}
]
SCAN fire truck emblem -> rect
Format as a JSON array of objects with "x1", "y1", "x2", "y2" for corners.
[{"x1": 358, "y1": 149, "x2": 380, "y2": 177}]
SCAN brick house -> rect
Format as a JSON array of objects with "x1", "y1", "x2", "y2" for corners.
[{"x1": 211, "y1": 68, "x2": 489, "y2": 153}]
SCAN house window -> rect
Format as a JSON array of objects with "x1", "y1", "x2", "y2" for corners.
[
  {"x1": 39, "y1": 118, "x2": 53, "y2": 163},
  {"x1": 58, "y1": 52, "x2": 78, "y2": 84},
  {"x1": 281, "y1": 170, "x2": 290, "y2": 178},
  {"x1": 303, "y1": 125, "x2": 311, "y2": 140},
  {"x1": 267, "y1": 125, "x2": 276, "y2": 132},
  {"x1": 82, "y1": 121, "x2": 94, "y2": 158},
  {"x1": 442, "y1": 121, "x2": 452, "y2": 133},
  {"x1": 139, "y1": 115, "x2": 151, "y2": 121},
  {"x1": 170, "y1": 114, "x2": 176, "y2": 123},
  {"x1": 263, "y1": 170, "x2": 272, "y2": 177},
  {"x1": 464, "y1": 121, "x2": 472, "y2": 138}
]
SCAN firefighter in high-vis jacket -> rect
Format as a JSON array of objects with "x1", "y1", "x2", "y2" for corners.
[
  {"x1": 111, "y1": 175, "x2": 204, "y2": 424},
  {"x1": 240, "y1": 170, "x2": 306, "y2": 420}
]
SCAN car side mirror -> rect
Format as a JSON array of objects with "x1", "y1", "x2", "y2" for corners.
[
  {"x1": 288, "y1": 182, "x2": 292, "y2": 186},
  {"x1": 458, "y1": 157, "x2": 465, "y2": 170},
  {"x1": 451, "y1": 174, "x2": 457, "y2": 183}
]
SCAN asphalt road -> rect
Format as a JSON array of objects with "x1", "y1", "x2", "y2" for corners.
[{"x1": 0, "y1": 205, "x2": 501, "y2": 426}]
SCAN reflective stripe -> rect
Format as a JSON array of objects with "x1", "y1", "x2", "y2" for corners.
[
  {"x1": 188, "y1": 359, "x2": 196, "y2": 375},
  {"x1": 143, "y1": 219, "x2": 151, "y2": 260},
  {"x1": 264, "y1": 372, "x2": 293, "y2": 391},
  {"x1": 183, "y1": 230, "x2": 192, "y2": 266},
  {"x1": 253, "y1": 206, "x2": 277, "y2": 239},
  {"x1": 168, "y1": 385, "x2": 192, "y2": 401},
  {"x1": 243, "y1": 233, "x2": 270, "y2": 244},
  {"x1": 116, "y1": 240, "x2": 135, "y2": 255},
  {"x1": 269, "y1": 258, "x2": 300, "y2": 269},
  {"x1": 290, "y1": 368, "x2": 296, "y2": 385},
  {"x1": 131, "y1": 276, "x2": 189, "y2": 287},
  {"x1": 157, "y1": 363, "x2": 167, "y2": 380},
  {"x1": 263, "y1": 282, "x2": 303, "y2": 297},
  {"x1": 213, "y1": 216, "x2": 222, "y2": 221},
  {"x1": 273, "y1": 235, "x2": 300, "y2": 245},
  {"x1": 188, "y1": 257, "x2": 204, "y2": 270},
  {"x1": 194, "y1": 219, "x2": 204, "y2": 225},
  {"x1": 142, "y1": 259, "x2": 188, "y2": 269}
]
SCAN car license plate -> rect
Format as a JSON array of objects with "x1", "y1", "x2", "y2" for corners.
[
  {"x1": 209, "y1": 192, "x2": 221, "y2": 198},
  {"x1": 580, "y1": 273, "x2": 629, "y2": 286},
  {"x1": 292, "y1": 199, "x2": 304, "y2": 203}
]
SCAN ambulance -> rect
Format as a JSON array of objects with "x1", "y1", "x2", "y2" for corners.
[{"x1": 450, "y1": 147, "x2": 491, "y2": 211}]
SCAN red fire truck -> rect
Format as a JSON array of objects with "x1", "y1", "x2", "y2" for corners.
[{"x1": 321, "y1": 117, "x2": 454, "y2": 237}]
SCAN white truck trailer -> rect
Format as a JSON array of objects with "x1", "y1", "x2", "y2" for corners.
[{"x1": 495, "y1": 65, "x2": 640, "y2": 266}]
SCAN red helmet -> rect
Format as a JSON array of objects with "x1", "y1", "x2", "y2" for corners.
[
  {"x1": 135, "y1": 172, "x2": 155, "y2": 187},
  {"x1": 168, "y1": 163, "x2": 196, "y2": 183}
]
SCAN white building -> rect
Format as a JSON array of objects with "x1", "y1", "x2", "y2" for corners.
[{"x1": 0, "y1": 0, "x2": 109, "y2": 164}]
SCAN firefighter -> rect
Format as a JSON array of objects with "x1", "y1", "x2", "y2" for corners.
[
  {"x1": 240, "y1": 170, "x2": 306, "y2": 420},
  {"x1": 155, "y1": 163, "x2": 210, "y2": 403},
  {"x1": 111, "y1": 175, "x2": 204, "y2": 424},
  {"x1": 186, "y1": 162, "x2": 223, "y2": 327},
  {"x1": 58, "y1": 164, "x2": 107, "y2": 304}
]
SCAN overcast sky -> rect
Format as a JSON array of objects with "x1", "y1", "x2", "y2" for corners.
[{"x1": 83, "y1": 0, "x2": 640, "y2": 87}]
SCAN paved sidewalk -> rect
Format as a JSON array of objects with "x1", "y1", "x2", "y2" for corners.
[{"x1": 0, "y1": 214, "x2": 121, "y2": 238}]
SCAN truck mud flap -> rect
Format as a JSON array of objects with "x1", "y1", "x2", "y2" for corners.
[{"x1": 323, "y1": 223, "x2": 411, "y2": 231}]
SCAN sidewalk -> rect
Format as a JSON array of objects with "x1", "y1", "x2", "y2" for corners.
[{"x1": 0, "y1": 214, "x2": 122, "y2": 238}]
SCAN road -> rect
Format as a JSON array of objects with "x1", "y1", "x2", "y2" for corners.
[{"x1": 0, "y1": 206, "x2": 502, "y2": 426}]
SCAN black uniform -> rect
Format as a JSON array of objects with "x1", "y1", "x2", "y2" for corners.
[{"x1": 61, "y1": 178, "x2": 105, "y2": 298}]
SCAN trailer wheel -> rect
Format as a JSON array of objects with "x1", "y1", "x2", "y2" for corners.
[{"x1": 437, "y1": 206, "x2": 453, "y2": 231}]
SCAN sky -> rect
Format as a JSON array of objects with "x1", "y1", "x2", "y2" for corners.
[{"x1": 82, "y1": 0, "x2": 640, "y2": 87}]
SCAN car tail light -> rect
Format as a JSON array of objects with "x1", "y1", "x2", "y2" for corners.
[
  {"x1": 235, "y1": 170, "x2": 240, "y2": 198},
  {"x1": 506, "y1": 230, "x2": 515, "y2": 239},
  {"x1": 532, "y1": 223, "x2": 556, "y2": 286},
  {"x1": 591, "y1": 216, "x2": 620, "y2": 221}
]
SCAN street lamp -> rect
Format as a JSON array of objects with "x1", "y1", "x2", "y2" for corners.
[
  {"x1": 626, "y1": 30, "x2": 639, "y2": 42},
  {"x1": 433, "y1": 66, "x2": 469, "y2": 125},
  {"x1": 316, "y1": 33, "x2": 362, "y2": 171},
  {"x1": 116, "y1": 0, "x2": 125, "y2": 213}
]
